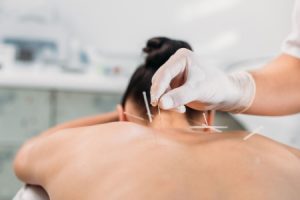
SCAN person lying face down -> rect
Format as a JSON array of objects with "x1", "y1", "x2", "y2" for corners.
[
  {"x1": 13, "y1": 37, "x2": 215, "y2": 200},
  {"x1": 13, "y1": 37, "x2": 300, "y2": 200}
]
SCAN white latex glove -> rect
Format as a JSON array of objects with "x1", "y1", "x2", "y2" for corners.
[
  {"x1": 13, "y1": 185, "x2": 49, "y2": 200},
  {"x1": 150, "y1": 48, "x2": 256, "y2": 113}
]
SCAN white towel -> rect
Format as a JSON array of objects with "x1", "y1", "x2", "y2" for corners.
[{"x1": 13, "y1": 185, "x2": 49, "y2": 200}]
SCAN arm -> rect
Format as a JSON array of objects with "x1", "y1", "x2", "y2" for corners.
[
  {"x1": 150, "y1": 49, "x2": 300, "y2": 116},
  {"x1": 41, "y1": 110, "x2": 118, "y2": 136},
  {"x1": 13, "y1": 122, "x2": 122, "y2": 186},
  {"x1": 247, "y1": 0, "x2": 300, "y2": 115},
  {"x1": 14, "y1": 112, "x2": 118, "y2": 183},
  {"x1": 14, "y1": 110, "x2": 119, "y2": 183},
  {"x1": 13, "y1": 109, "x2": 118, "y2": 196},
  {"x1": 246, "y1": 54, "x2": 300, "y2": 115},
  {"x1": 14, "y1": 127, "x2": 78, "y2": 185},
  {"x1": 151, "y1": 2, "x2": 300, "y2": 116},
  {"x1": 13, "y1": 109, "x2": 119, "y2": 183},
  {"x1": 11, "y1": 111, "x2": 117, "y2": 199}
]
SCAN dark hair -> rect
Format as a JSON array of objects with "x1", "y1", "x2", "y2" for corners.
[{"x1": 121, "y1": 37, "x2": 200, "y2": 122}]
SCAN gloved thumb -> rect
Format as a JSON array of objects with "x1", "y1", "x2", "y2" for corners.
[{"x1": 159, "y1": 84, "x2": 193, "y2": 109}]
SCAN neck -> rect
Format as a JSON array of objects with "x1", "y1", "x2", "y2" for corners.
[{"x1": 149, "y1": 110, "x2": 191, "y2": 129}]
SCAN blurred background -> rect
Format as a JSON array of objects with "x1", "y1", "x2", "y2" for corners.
[{"x1": 0, "y1": 0, "x2": 299, "y2": 199}]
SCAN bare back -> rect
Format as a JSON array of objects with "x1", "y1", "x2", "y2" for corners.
[{"x1": 16, "y1": 122, "x2": 300, "y2": 200}]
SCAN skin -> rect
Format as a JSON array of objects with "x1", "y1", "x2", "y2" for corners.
[
  {"x1": 246, "y1": 54, "x2": 300, "y2": 115},
  {"x1": 14, "y1": 100, "x2": 300, "y2": 200}
]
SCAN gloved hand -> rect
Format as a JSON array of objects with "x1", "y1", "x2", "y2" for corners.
[{"x1": 150, "y1": 48, "x2": 256, "y2": 113}]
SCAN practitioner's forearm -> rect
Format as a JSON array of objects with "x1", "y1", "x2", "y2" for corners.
[{"x1": 244, "y1": 54, "x2": 300, "y2": 115}]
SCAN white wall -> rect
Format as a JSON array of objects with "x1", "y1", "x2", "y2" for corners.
[
  {"x1": 52, "y1": 0, "x2": 295, "y2": 61},
  {"x1": 1, "y1": 0, "x2": 295, "y2": 60}
]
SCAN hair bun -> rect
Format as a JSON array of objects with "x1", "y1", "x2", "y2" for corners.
[
  {"x1": 142, "y1": 37, "x2": 192, "y2": 71},
  {"x1": 143, "y1": 37, "x2": 166, "y2": 54}
]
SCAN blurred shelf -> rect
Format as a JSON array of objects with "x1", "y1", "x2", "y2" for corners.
[{"x1": 0, "y1": 71, "x2": 128, "y2": 93}]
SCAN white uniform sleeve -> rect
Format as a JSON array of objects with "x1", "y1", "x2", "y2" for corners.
[{"x1": 282, "y1": 0, "x2": 300, "y2": 58}]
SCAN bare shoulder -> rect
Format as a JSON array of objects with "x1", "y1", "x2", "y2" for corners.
[
  {"x1": 44, "y1": 123, "x2": 300, "y2": 170},
  {"x1": 75, "y1": 121, "x2": 151, "y2": 139},
  {"x1": 224, "y1": 131, "x2": 300, "y2": 166}
]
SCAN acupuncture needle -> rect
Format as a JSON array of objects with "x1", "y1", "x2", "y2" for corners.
[
  {"x1": 243, "y1": 126, "x2": 264, "y2": 141},
  {"x1": 142, "y1": 91, "x2": 153, "y2": 123},
  {"x1": 123, "y1": 111, "x2": 145, "y2": 121}
]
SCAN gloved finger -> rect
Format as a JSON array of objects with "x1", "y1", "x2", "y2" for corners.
[
  {"x1": 156, "y1": 86, "x2": 186, "y2": 113},
  {"x1": 170, "y1": 105, "x2": 186, "y2": 113},
  {"x1": 152, "y1": 48, "x2": 189, "y2": 84},
  {"x1": 158, "y1": 83, "x2": 194, "y2": 109},
  {"x1": 150, "y1": 49, "x2": 189, "y2": 106},
  {"x1": 161, "y1": 86, "x2": 186, "y2": 113}
]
